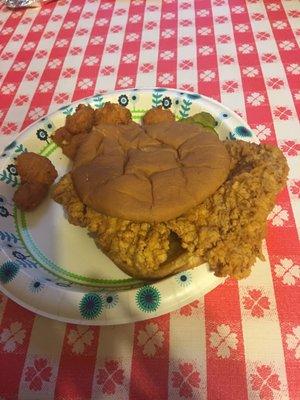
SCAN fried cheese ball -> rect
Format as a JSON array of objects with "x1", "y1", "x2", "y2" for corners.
[
  {"x1": 65, "y1": 104, "x2": 94, "y2": 134},
  {"x1": 16, "y1": 152, "x2": 58, "y2": 186},
  {"x1": 94, "y1": 102, "x2": 132, "y2": 125},
  {"x1": 13, "y1": 182, "x2": 48, "y2": 211},
  {"x1": 14, "y1": 152, "x2": 57, "y2": 212},
  {"x1": 143, "y1": 106, "x2": 175, "y2": 125}
]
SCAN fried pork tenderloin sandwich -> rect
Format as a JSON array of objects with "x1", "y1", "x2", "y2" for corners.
[{"x1": 52, "y1": 103, "x2": 288, "y2": 280}]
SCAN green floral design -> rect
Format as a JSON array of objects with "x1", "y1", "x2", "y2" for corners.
[
  {"x1": 152, "y1": 89, "x2": 166, "y2": 107},
  {"x1": 92, "y1": 94, "x2": 104, "y2": 108},
  {"x1": 79, "y1": 293, "x2": 103, "y2": 319},
  {"x1": 0, "y1": 143, "x2": 26, "y2": 186},
  {"x1": 178, "y1": 98, "x2": 192, "y2": 118},
  {"x1": 0, "y1": 261, "x2": 19, "y2": 284},
  {"x1": 136, "y1": 285, "x2": 160, "y2": 313},
  {"x1": 0, "y1": 170, "x2": 19, "y2": 187}
]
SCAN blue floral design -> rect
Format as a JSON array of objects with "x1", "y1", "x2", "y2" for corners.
[
  {"x1": 234, "y1": 125, "x2": 253, "y2": 138},
  {"x1": 136, "y1": 285, "x2": 160, "y2": 313},
  {"x1": 4, "y1": 141, "x2": 17, "y2": 152},
  {"x1": 186, "y1": 93, "x2": 201, "y2": 100},
  {"x1": 218, "y1": 112, "x2": 230, "y2": 121},
  {"x1": 0, "y1": 195, "x2": 8, "y2": 206},
  {"x1": 175, "y1": 271, "x2": 192, "y2": 287},
  {"x1": 162, "y1": 96, "x2": 172, "y2": 109},
  {"x1": 0, "y1": 261, "x2": 19, "y2": 284},
  {"x1": 0, "y1": 206, "x2": 10, "y2": 217},
  {"x1": 103, "y1": 293, "x2": 119, "y2": 309},
  {"x1": 7, "y1": 247, "x2": 38, "y2": 269},
  {"x1": 0, "y1": 231, "x2": 18, "y2": 244},
  {"x1": 131, "y1": 89, "x2": 139, "y2": 104},
  {"x1": 0, "y1": 168, "x2": 19, "y2": 187},
  {"x1": 79, "y1": 293, "x2": 103, "y2": 319},
  {"x1": 36, "y1": 128, "x2": 49, "y2": 143},
  {"x1": 7, "y1": 164, "x2": 18, "y2": 176},
  {"x1": 61, "y1": 105, "x2": 73, "y2": 115},
  {"x1": 29, "y1": 280, "x2": 44, "y2": 293},
  {"x1": 44, "y1": 277, "x2": 73, "y2": 287},
  {"x1": 118, "y1": 94, "x2": 129, "y2": 107},
  {"x1": 1, "y1": 142, "x2": 25, "y2": 159},
  {"x1": 174, "y1": 98, "x2": 181, "y2": 107},
  {"x1": 93, "y1": 94, "x2": 104, "y2": 108}
]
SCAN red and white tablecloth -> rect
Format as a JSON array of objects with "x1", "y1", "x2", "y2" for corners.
[{"x1": 0, "y1": 0, "x2": 299, "y2": 399}]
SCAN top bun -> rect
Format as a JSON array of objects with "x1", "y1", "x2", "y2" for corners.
[{"x1": 71, "y1": 121, "x2": 230, "y2": 222}]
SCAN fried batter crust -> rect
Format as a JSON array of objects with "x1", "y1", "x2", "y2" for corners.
[
  {"x1": 52, "y1": 141, "x2": 288, "y2": 279},
  {"x1": 168, "y1": 141, "x2": 288, "y2": 278},
  {"x1": 52, "y1": 174, "x2": 170, "y2": 275}
]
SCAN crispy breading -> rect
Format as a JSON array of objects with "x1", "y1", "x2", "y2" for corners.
[
  {"x1": 52, "y1": 174, "x2": 170, "y2": 274},
  {"x1": 167, "y1": 141, "x2": 289, "y2": 278},
  {"x1": 51, "y1": 173, "x2": 87, "y2": 227}
]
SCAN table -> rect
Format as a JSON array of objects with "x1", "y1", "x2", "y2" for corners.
[{"x1": 0, "y1": 0, "x2": 299, "y2": 399}]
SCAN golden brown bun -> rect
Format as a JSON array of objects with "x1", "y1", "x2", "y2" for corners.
[{"x1": 71, "y1": 121, "x2": 230, "y2": 222}]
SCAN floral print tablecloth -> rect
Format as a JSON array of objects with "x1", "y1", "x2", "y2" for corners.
[{"x1": 0, "y1": 0, "x2": 299, "y2": 399}]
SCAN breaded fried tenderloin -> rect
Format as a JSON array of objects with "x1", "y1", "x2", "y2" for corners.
[
  {"x1": 53, "y1": 140, "x2": 288, "y2": 279},
  {"x1": 52, "y1": 105, "x2": 288, "y2": 280},
  {"x1": 53, "y1": 105, "x2": 232, "y2": 278},
  {"x1": 52, "y1": 174, "x2": 198, "y2": 278}
]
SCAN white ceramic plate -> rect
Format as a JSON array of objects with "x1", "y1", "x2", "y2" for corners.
[{"x1": 0, "y1": 88, "x2": 258, "y2": 325}]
